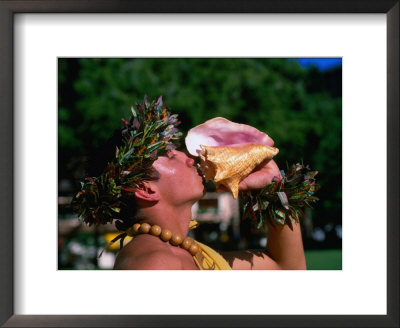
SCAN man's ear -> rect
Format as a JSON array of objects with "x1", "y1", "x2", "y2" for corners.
[{"x1": 133, "y1": 182, "x2": 161, "y2": 202}]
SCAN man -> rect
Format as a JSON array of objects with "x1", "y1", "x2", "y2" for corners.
[{"x1": 113, "y1": 149, "x2": 306, "y2": 270}]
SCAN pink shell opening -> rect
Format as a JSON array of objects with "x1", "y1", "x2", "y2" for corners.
[{"x1": 185, "y1": 117, "x2": 274, "y2": 156}]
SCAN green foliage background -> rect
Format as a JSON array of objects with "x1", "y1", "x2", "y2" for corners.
[{"x1": 59, "y1": 58, "x2": 342, "y2": 233}]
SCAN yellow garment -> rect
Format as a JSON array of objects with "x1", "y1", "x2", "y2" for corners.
[
  {"x1": 189, "y1": 220, "x2": 232, "y2": 270},
  {"x1": 193, "y1": 241, "x2": 232, "y2": 270},
  {"x1": 104, "y1": 233, "x2": 133, "y2": 251}
]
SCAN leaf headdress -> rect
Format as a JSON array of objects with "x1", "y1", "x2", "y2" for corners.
[{"x1": 71, "y1": 95, "x2": 182, "y2": 229}]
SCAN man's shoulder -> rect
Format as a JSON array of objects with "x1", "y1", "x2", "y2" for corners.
[{"x1": 114, "y1": 235, "x2": 183, "y2": 270}]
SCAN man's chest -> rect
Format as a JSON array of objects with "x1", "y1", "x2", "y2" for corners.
[{"x1": 174, "y1": 250, "x2": 198, "y2": 270}]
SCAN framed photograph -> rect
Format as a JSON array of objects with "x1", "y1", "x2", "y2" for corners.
[{"x1": 1, "y1": 1, "x2": 398, "y2": 327}]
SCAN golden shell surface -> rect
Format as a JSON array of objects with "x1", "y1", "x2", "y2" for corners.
[{"x1": 199, "y1": 143, "x2": 279, "y2": 198}]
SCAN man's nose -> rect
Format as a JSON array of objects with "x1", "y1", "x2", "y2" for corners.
[{"x1": 186, "y1": 157, "x2": 195, "y2": 167}]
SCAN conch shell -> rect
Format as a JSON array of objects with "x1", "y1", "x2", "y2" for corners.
[{"x1": 185, "y1": 117, "x2": 279, "y2": 198}]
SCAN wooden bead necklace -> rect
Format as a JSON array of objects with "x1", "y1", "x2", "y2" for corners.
[{"x1": 126, "y1": 222, "x2": 201, "y2": 256}]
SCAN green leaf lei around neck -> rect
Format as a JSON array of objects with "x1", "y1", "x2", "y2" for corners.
[{"x1": 71, "y1": 95, "x2": 182, "y2": 228}]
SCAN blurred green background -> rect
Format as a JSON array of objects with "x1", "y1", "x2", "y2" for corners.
[{"x1": 58, "y1": 58, "x2": 342, "y2": 270}]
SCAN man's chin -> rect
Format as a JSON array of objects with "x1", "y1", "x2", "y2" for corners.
[{"x1": 194, "y1": 186, "x2": 206, "y2": 200}]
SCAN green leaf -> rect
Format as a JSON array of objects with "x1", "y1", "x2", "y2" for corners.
[
  {"x1": 277, "y1": 192, "x2": 289, "y2": 209},
  {"x1": 131, "y1": 106, "x2": 137, "y2": 117}
]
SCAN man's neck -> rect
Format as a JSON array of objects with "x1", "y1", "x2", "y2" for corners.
[{"x1": 136, "y1": 201, "x2": 194, "y2": 237}]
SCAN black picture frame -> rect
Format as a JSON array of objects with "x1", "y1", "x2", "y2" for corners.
[{"x1": 0, "y1": 1, "x2": 398, "y2": 327}]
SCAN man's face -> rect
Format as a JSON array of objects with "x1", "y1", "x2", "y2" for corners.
[{"x1": 151, "y1": 150, "x2": 205, "y2": 205}]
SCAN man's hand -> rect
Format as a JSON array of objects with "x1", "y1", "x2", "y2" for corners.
[{"x1": 238, "y1": 159, "x2": 281, "y2": 191}]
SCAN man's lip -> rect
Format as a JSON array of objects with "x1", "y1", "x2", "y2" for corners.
[{"x1": 195, "y1": 166, "x2": 203, "y2": 177}]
